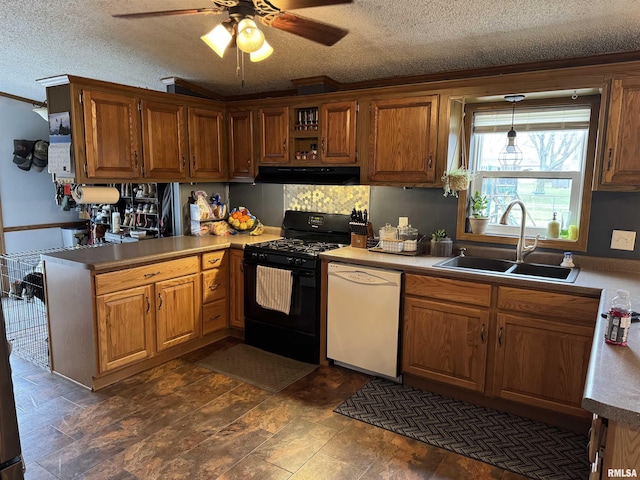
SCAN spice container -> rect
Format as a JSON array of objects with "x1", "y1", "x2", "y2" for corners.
[
  {"x1": 604, "y1": 289, "x2": 632, "y2": 346},
  {"x1": 379, "y1": 223, "x2": 398, "y2": 241}
]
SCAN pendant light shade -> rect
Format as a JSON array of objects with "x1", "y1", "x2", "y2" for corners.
[
  {"x1": 498, "y1": 95, "x2": 525, "y2": 168},
  {"x1": 201, "y1": 23, "x2": 233, "y2": 58},
  {"x1": 236, "y1": 18, "x2": 265, "y2": 53}
]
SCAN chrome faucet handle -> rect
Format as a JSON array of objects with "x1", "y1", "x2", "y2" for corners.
[
  {"x1": 459, "y1": 248, "x2": 467, "y2": 257},
  {"x1": 520, "y1": 234, "x2": 540, "y2": 261}
]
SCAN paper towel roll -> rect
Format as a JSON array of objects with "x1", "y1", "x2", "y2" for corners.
[{"x1": 72, "y1": 186, "x2": 120, "y2": 204}]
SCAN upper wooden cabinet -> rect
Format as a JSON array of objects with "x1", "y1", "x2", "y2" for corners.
[
  {"x1": 368, "y1": 95, "x2": 439, "y2": 184},
  {"x1": 228, "y1": 109, "x2": 255, "y2": 179},
  {"x1": 82, "y1": 89, "x2": 142, "y2": 179},
  {"x1": 319, "y1": 100, "x2": 357, "y2": 164},
  {"x1": 140, "y1": 99, "x2": 187, "y2": 179},
  {"x1": 259, "y1": 106, "x2": 289, "y2": 164},
  {"x1": 188, "y1": 106, "x2": 225, "y2": 180},
  {"x1": 598, "y1": 76, "x2": 640, "y2": 189}
]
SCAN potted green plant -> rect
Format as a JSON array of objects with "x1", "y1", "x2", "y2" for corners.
[
  {"x1": 442, "y1": 167, "x2": 472, "y2": 198},
  {"x1": 469, "y1": 191, "x2": 489, "y2": 234},
  {"x1": 430, "y1": 228, "x2": 453, "y2": 256}
]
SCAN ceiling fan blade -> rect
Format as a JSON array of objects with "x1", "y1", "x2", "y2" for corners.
[
  {"x1": 271, "y1": 12, "x2": 348, "y2": 46},
  {"x1": 112, "y1": 8, "x2": 225, "y2": 19},
  {"x1": 267, "y1": 0, "x2": 352, "y2": 10}
]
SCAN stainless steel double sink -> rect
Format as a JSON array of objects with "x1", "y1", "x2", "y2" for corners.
[{"x1": 433, "y1": 256, "x2": 580, "y2": 283}]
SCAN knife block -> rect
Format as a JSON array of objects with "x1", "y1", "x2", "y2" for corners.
[{"x1": 351, "y1": 233, "x2": 367, "y2": 248}]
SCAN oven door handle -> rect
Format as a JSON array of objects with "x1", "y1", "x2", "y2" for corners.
[{"x1": 243, "y1": 260, "x2": 315, "y2": 278}]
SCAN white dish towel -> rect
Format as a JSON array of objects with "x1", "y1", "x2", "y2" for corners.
[{"x1": 256, "y1": 265, "x2": 293, "y2": 315}]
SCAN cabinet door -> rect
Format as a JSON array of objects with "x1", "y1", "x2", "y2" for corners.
[
  {"x1": 403, "y1": 296, "x2": 488, "y2": 391},
  {"x1": 259, "y1": 106, "x2": 289, "y2": 164},
  {"x1": 600, "y1": 77, "x2": 640, "y2": 187},
  {"x1": 369, "y1": 95, "x2": 438, "y2": 183},
  {"x1": 320, "y1": 100, "x2": 357, "y2": 164},
  {"x1": 230, "y1": 249, "x2": 245, "y2": 329},
  {"x1": 229, "y1": 109, "x2": 255, "y2": 178},
  {"x1": 82, "y1": 89, "x2": 142, "y2": 178},
  {"x1": 96, "y1": 285, "x2": 153, "y2": 373},
  {"x1": 188, "y1": 106, "x2": 225, "y2": 180},
  {"x1": 140, "y1": 99, "x2": 187, "y2": 179},
  {"x1": 493, "y1": 313, "x2": 593, "y2": 417},
  {"x1": 156, "y1": 274, "x2": 200, "y2": 351}
]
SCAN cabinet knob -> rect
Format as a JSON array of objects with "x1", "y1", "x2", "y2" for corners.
[
  {"x1": 146, "y1": 297, "x2": 150, "y2": 313},
  {"x1": 208, "y1": 258, "x2": 220, "y2": 265},
  {"x1": 209, "y1": 282, "x2": 220, "y2": 291},
  {"x1": 144, "y1": 272, "x2": 161, "y2": 278},
  {"x1": 283, "y1": 138, "x2": 287, "y2": 153},
  {"x1": 158, "y1": 292, "x2": 163, "y2": 309},
  {"x1": 427, "y1": 153, "x2": 433, "y2": 169},
  {"x1": 321, "y1": 137, "x2": 325, "y2": 154},
  {"x1": 498, "y1": 326, "x2": 503, "y2": 347},
  {"x1": 480, "y1": 323, "x2": 485, "y2": 343},
  {"x1": 607, "y1": 148, "x2": 613, "y2": 171}
]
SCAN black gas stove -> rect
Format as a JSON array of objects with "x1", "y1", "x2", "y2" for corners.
[
  {"x1": 243, "y1": 210, "x2": 351, "y2": 363},
  {"x1": 244, "y1": 211, "x2": 350, "y2": 271}
]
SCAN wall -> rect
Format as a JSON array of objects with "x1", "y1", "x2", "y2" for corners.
[
  {"x1": 0, "y1": 96, "x2": 80, "y2": 253},
  {"x1": 229, "y1": 183, "x2": 640, "y2": 259}
]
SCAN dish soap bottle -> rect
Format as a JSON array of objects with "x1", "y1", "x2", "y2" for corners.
[
  {"x1": 547, "y1": 212, "x2": 560, "y2": 239},
  {"x1": 604, "y1": 289, "x2": 632, "y2": 346}
]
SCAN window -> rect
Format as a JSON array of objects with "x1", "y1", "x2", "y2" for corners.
[{"x1": 457, "y1": 95, "x2": 599, "y2": 251}]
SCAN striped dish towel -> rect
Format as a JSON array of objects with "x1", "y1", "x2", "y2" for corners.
[{"x1": 256, "y1": 265, "x2": 293, "y2": 315}]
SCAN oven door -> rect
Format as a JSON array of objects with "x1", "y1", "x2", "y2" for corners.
[{"x1": 243, "y1": 258, "x2": 320, "y2": 363}]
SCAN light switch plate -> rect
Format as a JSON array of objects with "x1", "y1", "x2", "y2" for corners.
[{"x1": 611, "y1": 230, "x2": 636, "y2": 251}]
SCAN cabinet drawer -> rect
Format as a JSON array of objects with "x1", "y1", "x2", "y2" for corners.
[
  {"x1": 405, "y1": 274, "x2": 491, "y2": 307},
  {"x1": 95, "y1": 257, "x2": 199, "y2": 295},
  {"x1": 202, "y1": 250, "x2": 227, "y2": 270},
  {"x1": 203, "y1": 298, "x2": 228, "y2": 335},
  {"x1": 497, "y1": 286, "x2": 599, "y2": 322},
  {"x1": 202, "y1": 267, "x2": 228, "y2": 304}
]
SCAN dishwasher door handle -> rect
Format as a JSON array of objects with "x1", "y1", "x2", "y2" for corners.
[{"x1": 329, "y1": 270, "x2": 398, "y2": 286}]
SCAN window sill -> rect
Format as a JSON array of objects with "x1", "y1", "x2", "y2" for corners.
[{"x1": 456, "y1": 230, "x2": 587, "y2": 252}]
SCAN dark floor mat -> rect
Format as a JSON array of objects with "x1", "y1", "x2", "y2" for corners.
[
  {"x1": 196, "y1": 343, "x2": 317, "y2": 393},
  {"x1": 334, "y1": 377, "x2": 589, "y2": 480}
]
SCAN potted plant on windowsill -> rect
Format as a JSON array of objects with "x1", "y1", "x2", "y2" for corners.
[{"x1": 469, "y1": 191, "x2": 489, "y2": 235}]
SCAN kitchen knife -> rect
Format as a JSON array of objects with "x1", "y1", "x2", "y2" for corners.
[{"x1": 364, "y1": 209, "x2": 368, "y2": 224}]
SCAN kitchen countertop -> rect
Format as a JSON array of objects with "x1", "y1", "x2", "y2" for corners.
[
  {"x1": 320, "y1": 246, "x2": 640, "y2": 426},
  {"x1": 42, "y1": 230, "x2": 282, "y2": 272},
  {"x1": 43, "y1": 235, "x2": 640, "y2": 425}
]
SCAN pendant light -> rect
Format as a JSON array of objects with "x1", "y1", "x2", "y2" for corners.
[{"x1": 499, "y1": 94, "x2": 525, "y2": 168}]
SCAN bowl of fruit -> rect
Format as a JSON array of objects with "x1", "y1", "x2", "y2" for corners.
[{"x1": 227, "y1": 207, "x2": 257, "y2": 232}]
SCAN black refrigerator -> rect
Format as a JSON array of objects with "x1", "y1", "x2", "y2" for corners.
[{"x1": 0, "y1": 304, "x2": 24, "y2": 479}]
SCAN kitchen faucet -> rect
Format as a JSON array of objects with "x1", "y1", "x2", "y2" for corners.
[{"x1": 499, "y1": 200, "x2": 539, "y2": 263}]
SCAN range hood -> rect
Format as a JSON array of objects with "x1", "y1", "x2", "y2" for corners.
[{"x1": 254, "y1": 166, "x2": 360, "y2": 185}]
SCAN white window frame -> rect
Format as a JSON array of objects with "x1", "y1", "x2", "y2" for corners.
[{"x1": 455, "y1": 95, "x2": 600, "y2": 252}]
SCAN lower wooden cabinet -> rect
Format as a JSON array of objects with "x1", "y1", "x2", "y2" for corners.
[
  {"x1": 493, "y1": 313, "x2": 594, "y2": 416},
  {"x1": 403, "y1": 296, "x2": 488, "y2": 391},
  {"x1": 96, "y1": 285, "x2": 154, "y2": 372},
  {"x1": 230, "y1": 249, "x2": 245, "y2": 329},
  {"x1": 156, "y1": 274, "x2": 200, "y2": 352},
  {"x1": 403, "y1": 274, "x2": 598, "y2": 419},
  {"x1": 201, "y1": 250, "x2": 228, "y2": 334}
]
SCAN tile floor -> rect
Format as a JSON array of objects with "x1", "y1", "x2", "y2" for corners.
[{"x1": 11, "y1": 338, "x2": 530, "y2": 479}]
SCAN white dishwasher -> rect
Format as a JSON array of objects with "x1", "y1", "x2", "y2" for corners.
[{"x1": 327, "y1": 262, "x2": 402, "y2": 380}]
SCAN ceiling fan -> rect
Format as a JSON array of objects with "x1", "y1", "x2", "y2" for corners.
[{"x1": 113, "y1": 0, "x2": 353, "y2": 63}]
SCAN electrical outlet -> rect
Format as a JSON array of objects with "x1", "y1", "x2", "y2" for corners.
[{"x1": 611, "y1": 230, "x2": 636, "y2": 251}]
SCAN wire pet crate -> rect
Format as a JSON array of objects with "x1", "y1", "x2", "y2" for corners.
[
  {"x1": 0, "y1": 244, "x2": 103, "y2": 370},
  {"x1": 1, "y1": 250, "x2": 49, "y2": 369}
]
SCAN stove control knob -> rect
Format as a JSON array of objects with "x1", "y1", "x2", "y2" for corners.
[
  {"x1": 250, "y1": 252, "x2": 258, "y2": 259},
  {"x1": 286, "y1": 257, "x2": 295, "y2": 265},
  {"x1": 294, "y1": 258, "x2": 303, "y2": 265},
  {"x1": 258, "y1": 253, "x2": 267, "y2": 261}
]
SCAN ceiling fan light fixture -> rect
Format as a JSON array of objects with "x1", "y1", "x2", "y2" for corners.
[
  {"x1": 236, "y1": 18, "x2": 265, "y2": 53},
  {"x1": 201, "y1": 23, "x2": 233, "y2": 58},
  {"x1": 250, "y1": 39, "x2": 273, "y2": 62}
]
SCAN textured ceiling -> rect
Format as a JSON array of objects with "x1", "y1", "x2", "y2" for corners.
[{"x1": 2, "y1": 0, "x2": 640, "y2": 103}]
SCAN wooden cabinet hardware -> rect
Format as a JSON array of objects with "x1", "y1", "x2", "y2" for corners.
[{"x1": 144, "y1": 271, "x2": 161, "y2": 278}]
